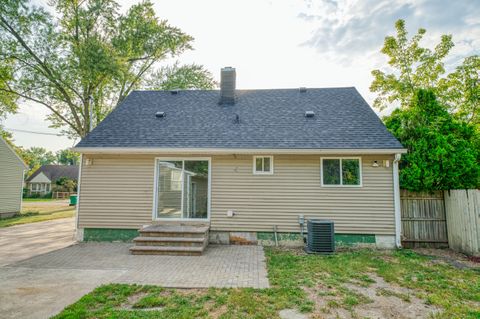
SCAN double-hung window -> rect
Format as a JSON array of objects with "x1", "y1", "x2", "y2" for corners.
[
  {"x1": 253, "y1": 156, "x2": 273, "y2": 175},
  {"x1": 321, "y1": 157, "x2": 362, "y2": 187}
]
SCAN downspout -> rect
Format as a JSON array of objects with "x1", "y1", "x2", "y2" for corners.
[
  {"x1": 273, "y1": 225, "x2": 279, "y2": 247},
  {"x1": 19, "y1": 169, "x2": 25, "y2": 213},
  {"x1": 393, "y1": 153, "x2": 402, "y2": 248}
]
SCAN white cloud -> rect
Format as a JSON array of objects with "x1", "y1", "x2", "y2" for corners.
[{"x1": 300, "y1": 0, "x2": 480, "y2": 65}]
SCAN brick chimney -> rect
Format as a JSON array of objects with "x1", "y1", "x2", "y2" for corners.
[{"x1": 219, "y1": 67, "x2": 236, "y2": 105}]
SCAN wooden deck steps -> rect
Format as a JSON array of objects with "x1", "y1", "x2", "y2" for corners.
[{"x1": 130, "y1": 225, "x2": 209, "y2": 256}]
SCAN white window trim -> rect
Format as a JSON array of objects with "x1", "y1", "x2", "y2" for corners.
[
  {"x1": 320, "y1": 157, "x2": 363, "y2": 187},
  {"x1": 152, "y1": 157, "x2": 211, "y2": 221},
  {"x1": 253, "y1": 156, "x2": 274, "y2": 175}
]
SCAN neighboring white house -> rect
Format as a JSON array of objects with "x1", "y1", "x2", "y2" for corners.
[
  {"x1": 26, "y1": 165, "x2": 79, "y2": 195},
  {"x1": 27, "y1": 171, "x2": 53, "y2": 194},
  {"x1": 0, "y1": 137, "x2": 27, "y2": 218}
]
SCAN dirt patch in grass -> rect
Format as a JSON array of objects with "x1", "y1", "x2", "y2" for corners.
[
  {"x1": 346, "y1": 273, "x2": 439, "y2": 319},
  {"x1": 174, "y1": 288, "x2": 204, "y2": 296},
  {"x1": 304, "y1": 285, "x2": 351, "y2": 318},
  {"x1": 119, "y1": 291, "x2": 149, "y2": 309},
  {"x1": 304, "y1": 272, "x2": 439, "y2": 319},
  {"x1": 207, "y1": 303, "x2": 228, "y2": 319},
  {"x1": 415, "y1": 248, "x2": 480, "y2": 269}
]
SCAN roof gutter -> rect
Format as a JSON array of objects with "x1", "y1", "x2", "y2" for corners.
[
  {"x1": 393, "y1": 153, "x2": 402, "y2": 248},
  {"x1": 72, "y1": 147, "x2": 408, "y2": 155}
]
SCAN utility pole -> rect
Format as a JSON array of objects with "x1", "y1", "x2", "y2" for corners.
[{"x1": 89, "y1": 95, "x2": 94, "y2": 133}]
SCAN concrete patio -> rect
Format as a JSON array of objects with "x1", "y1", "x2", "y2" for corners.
[{"x1": 0, "y1": 217, "x2": 76, "y2": 267}]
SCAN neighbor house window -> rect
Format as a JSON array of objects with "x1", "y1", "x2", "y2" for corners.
[
  {"x1": 321, "y1": 157, "x2": 362, "y2": 186},
  {"x1": 253, "y1": 156, "x2": 273, "y2": 175}
]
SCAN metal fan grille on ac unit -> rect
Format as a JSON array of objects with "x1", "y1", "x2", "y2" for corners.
[{"x1": 306, "y1": 220, "x2": 335, "y2": 254}]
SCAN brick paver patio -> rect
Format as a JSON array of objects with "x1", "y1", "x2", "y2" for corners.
[
  {"x1": 1, "y1": 243, "x2": 269, "y2": 318},
  {"x1": 14, "y1": 242, "x2": 270, "y2": 288}
]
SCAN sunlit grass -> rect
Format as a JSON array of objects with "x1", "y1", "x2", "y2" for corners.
[
  {"x1": 52, "y1": 248, "x2": 480, "y2": 319},
  {"x1": 0, "y1": 209, "x2": 74, "y2": 227}
]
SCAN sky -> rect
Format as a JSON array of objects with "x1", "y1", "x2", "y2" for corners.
[{"x1": 3, "y1": 0, "x2": 479, "y2": 151}]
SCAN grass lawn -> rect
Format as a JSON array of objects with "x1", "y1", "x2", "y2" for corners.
[
  {"x1": 0, "y1": 210, "x2": 74, "y2": 227},
  {"x1": 22, "y1": 198, "x2": 64, "y2": 202},
  {"x1": 53, "y1": 248, "x2": 480, "y2": 319},
  {"x1": 0, "y1": 200, "x2": 74, "y2": 227}
]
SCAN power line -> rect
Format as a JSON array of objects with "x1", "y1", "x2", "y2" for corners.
[{"x1": 6, "y1": 127, "x2": 61, "y2": 136}]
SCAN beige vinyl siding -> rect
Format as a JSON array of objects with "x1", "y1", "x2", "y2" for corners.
[
  {"x1": 211, "y1": 155, "x2": 394, "y2": 235},
  {"x1": 78, "y1": 154, "x2": 395, "y2": 235},
  {"x1": 78, "y1": 156, "x2": 156, "y2": 228},
  {"x1": 0, "y1": 139, "x2": 25, "y2": 215}
]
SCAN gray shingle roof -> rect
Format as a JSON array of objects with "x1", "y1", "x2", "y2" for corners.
[
  {"x1": 76, "y1": 87, "x2": 403, "y2": 150},
  {"x1": 26, "y1": 165, "x2": 79, "y2": 182}
]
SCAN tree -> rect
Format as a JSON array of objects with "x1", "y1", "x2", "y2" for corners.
[
  {"x1": 0, "y1": 61, "x2": 17, "y2": 117},
  {"x1": 438, "y1": 56, "x2": 480, "y2": 125},
  {"x1": 20, "y1": 147, "x2": 56, "y2": 175},
  {"x1": 147, "y1": 63, "x2": 218, "y2": 90},
  {"x1": 0, "y1": 0, "x2": 215, "y2": 138},
  {"x1": 0, "y1": 126, "x2": 15, "y2": 147},
  {"x1": 370, "y1": 19, "x2": 479, "y2": 127},
  {"x1": 385, "y1": 89, "x2": 480, "y2": 191},
  {"x1": 56, "y1": 149, "x2": 80, "y2": 165},
  {"x1": 55, "y1": 176, "x2": 77, "y2": 192}
]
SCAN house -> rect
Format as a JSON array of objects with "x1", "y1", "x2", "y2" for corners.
[
  {"x1": 0, "y1": 137, "x2": 28, "y2": 218},
  {"x1": 73, "y1": 67, "x2": 406, "y2": 253},
  {"x1": 26, "y1": 165, "x2": 79, "y2": 195}
]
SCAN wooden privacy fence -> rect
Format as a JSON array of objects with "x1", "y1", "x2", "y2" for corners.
[
  {"x1": 445, "y1": 189, "x2": 480, "y2": 256},
  {"x1": 400, "y1": 190, "x2": 448, "y2": 248},
  {"x1": 53, "y1": 191, "x2": 75, "y2": 199}
]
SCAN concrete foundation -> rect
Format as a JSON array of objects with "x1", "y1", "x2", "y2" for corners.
[
  {"x1": 81, "y1": 228, "x2": 396, "y2": 250},
  {"x1": 209, "y1": 231, "x2": 258, "y2": 245},
  {"x1": 0, "y1": 211, "x2": 18, "y2": 219},
  {"x1": 375, "y1": 235, "x2": 396, "y2": 249},
  {"x1": 209, "y1": 231, "x2": 393, "y2": 249},
  {"x1": 75, "y1": 228, "x2": 84, "y2": 241}
]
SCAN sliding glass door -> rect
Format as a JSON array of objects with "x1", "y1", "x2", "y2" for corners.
[{"x1": 155, "y1": 159, "x2": 210, "y2": 220}]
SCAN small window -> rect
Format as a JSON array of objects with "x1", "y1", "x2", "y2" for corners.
[
  {"x1": 253, "y1": 156, "x2": 273, "y2": 175},
  {"x1": 321, "y1": 157, "x2": 361, "y2": 187}
]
